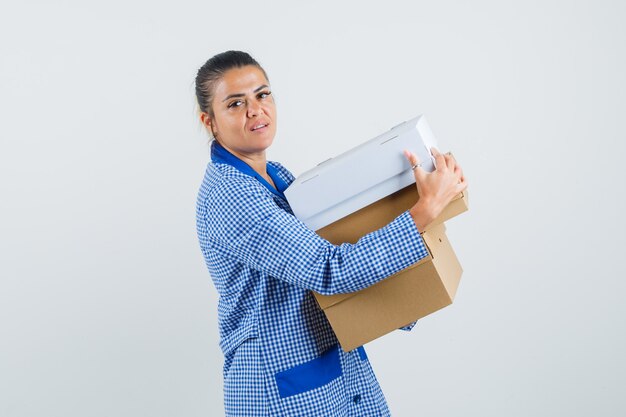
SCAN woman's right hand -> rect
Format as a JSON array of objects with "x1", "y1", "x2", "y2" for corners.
[{"x1": 403, "y1": 148, "x2": 468, "y2": 232}]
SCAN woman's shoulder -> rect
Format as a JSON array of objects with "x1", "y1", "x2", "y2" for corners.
[
  {"x1": 197, "y1": 162, "x2": 284, "y2": 234},
  {"x1": 200, "y1": 162, "x2": 264, "y2": 197},
  {"x1": 198, "y1": 162, "x2": 278, "y2": 215}
]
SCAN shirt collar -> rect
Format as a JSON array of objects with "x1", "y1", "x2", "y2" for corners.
[{"x1": 210, "y1": 140, "x2": 289, "y2": 200}]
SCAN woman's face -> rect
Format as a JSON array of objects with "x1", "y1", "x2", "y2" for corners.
[{"x1": 206, "y1": 65, "x2": 276, "y2": 158}]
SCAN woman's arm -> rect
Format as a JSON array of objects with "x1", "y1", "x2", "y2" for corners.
[
  {"x1": 201, "y1": 177, "x2": 428, "y2": 295},
  {"x1": 200, "y1": 149, "x2": 466, "y2": 296}
]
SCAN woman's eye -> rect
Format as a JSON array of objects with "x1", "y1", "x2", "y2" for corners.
[
  {"x1": 228, "y1": 100, "x2": 243, "y2": 108},
  {"x1": 259, "y1": 91, "x2": 272, "y2": 99}
]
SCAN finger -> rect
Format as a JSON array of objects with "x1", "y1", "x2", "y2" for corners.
[
  {"x1": 444, "y1": 152, "x2": 456, "y2": 172},
  {"x1": 403, "y1": 149, "x2": 423, "y2": 166},
  {"x1": 456, "y1": 176, "x2": 468, "y2": 193},
  {"x1": 431, "y1": 147, "x2": 447, "y2": 171},
  {"x1": 454, "y1": 166, "x2": 463, "y2": 182},
  {"x1": 403, "y1": 150, "x2": 425, "y2": 181},
  {"x1": 403, "y1": 149, "x2": 413, "y2": 163}
]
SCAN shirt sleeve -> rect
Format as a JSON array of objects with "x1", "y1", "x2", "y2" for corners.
[
  {"x1": 202, "y1": 176, "x2": 429, "y2": 295},
  {"x1": 399, "y1": 321, "x2": 417, "y2": 331}
]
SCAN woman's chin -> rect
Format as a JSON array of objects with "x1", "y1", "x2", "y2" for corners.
[{"x1": 249, "y1": 135, "x2": 274, "y2": 152}]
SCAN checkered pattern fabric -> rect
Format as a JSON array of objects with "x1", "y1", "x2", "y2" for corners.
[{"x1": 196, "y1": 151, "x2": 429, "y2": 416}]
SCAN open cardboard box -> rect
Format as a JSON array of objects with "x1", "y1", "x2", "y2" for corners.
[
  {"x1": 283, "y1": 115, "x2": 468, "y2": 351},
  {"x1": 314, "y1": 187, "x2": 468, "y2": 352},
  {"x1": 316, "y1": 223, "x2": 462, "y2": 352}
]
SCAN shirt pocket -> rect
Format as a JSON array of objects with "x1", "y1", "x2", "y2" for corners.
[
  {"x1": 274, "y1": 345, "x2": 347, "y2": 415},
  {"x1": 276, "y1": 375, "x2": 347, "y2": 416}
]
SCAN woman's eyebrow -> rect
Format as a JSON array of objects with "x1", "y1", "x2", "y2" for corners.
[{"x1": 222, "y1": 84, "x2": 270, "y2": 102}]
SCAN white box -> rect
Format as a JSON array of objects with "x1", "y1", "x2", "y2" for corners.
[{"x1": 284, "y1": 115, "x2": 438, "y2": 231}]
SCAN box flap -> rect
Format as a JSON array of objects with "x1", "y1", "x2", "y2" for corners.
[
  {"x1": 315, "y1": 184, "x2": 467, "y2": 242},
  {"x1": 430, "y1": 232, "x2": 463, "y2": 300}
]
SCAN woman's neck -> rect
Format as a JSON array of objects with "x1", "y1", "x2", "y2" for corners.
[{"x1": 220, "y1": 143, "x2": 274, "y2": 188}]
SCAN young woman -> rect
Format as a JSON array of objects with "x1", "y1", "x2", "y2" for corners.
[{"x1": 195, "y1": 50, "x2": 466, "y2": 416}]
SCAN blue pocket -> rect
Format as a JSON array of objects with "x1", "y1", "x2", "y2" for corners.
[{"x1": 275, "y1": 345, "x2": 343, "y2": 398}]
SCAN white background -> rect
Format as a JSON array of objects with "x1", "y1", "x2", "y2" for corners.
[{"x1": 1, "y1": 1, "x2": 625, "y2": 416}]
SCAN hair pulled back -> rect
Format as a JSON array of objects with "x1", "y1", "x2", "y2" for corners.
[{"x1": 195, "y1": 50, "x2": 268, "y2": 119}]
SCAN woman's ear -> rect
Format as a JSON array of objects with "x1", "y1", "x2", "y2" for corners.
[
  {"x1": 200, "y1": 112, "x2": 218, "y2": 139},
  {"x1": 200, "y1": 112, "x2": 212, "y2": 131}
]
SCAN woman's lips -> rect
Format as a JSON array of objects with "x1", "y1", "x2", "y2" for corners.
[{"x1": 251, "y1": 123, "x2": 269, "y2": 132}]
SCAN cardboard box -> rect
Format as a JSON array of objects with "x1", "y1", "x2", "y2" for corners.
[
  {"x1": 315, "y1": 223, "x2": 462, "y2": 352},
  {"x1": 285, "y1": 115, "x2": 439, "y2": 231},
  {"x1": 284, "y1": 115, "x2": 468, "y2": 351},
  {"x1": 313, "y1": 186, "x2": 466, "y2": 351}
]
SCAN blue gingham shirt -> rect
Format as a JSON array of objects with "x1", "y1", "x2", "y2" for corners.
[{"x1": 196, "y1": 141, "x2": 429, "y2": 416}]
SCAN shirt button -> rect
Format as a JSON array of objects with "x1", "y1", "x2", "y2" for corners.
[{"x1": 353, "y1": 394, "x2": 361, "y2": 404}]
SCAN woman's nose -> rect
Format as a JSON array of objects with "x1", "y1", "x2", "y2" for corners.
[{"x1": 247, "y1": 101, "x2": 262, "y2": 118}]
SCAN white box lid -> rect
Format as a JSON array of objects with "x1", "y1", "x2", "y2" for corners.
[{"x1": 285, "y1": 114, "x2": 438, "y2": 230}]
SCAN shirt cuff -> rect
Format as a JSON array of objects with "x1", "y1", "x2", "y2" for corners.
[
  {"x1": 399, "y1": 320, "x2": 417, "y2": 332},
  {"x1": 383, "y1": 210, "x2": 429, "y2": 264}
]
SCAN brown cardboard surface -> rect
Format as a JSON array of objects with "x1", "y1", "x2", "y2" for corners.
[
  {"x1": 314, "y1": 224, "x2": 462, "y2": 351},
  {"x1": 313, "y1": 186, "x2": 467, "y2": 352},
  {"x1": 316, "y1": 185, "x2": 468, "y2": 244},
  {"x1": 313, "y1": 255, "x2": 433, "y2": 310}
]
